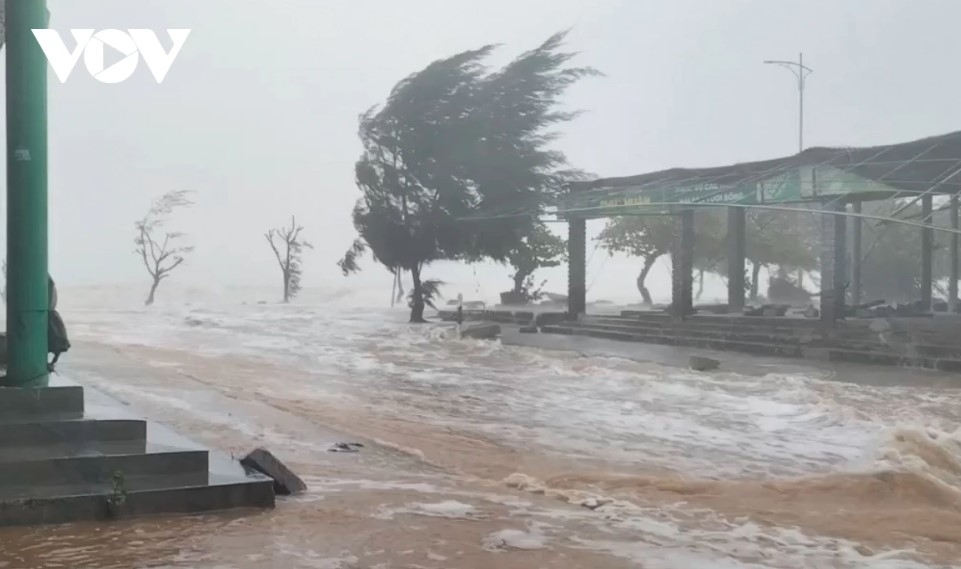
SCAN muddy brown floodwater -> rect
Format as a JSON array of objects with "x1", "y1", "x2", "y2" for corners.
[{"x1": 3, "y1": 304, "x2": 961, "y2": 568}]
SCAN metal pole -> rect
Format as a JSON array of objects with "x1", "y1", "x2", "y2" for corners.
[
  {"x1": 850, "y1": 201, "x2": 862, "y2": 308},
  {"x1": 950, "y1": 195, "x2": 959, "y2": 313},
  {"x1": 764, "y1": 54, "x2": 812, "y2": 154},
  {"x1": 921, "y1": 195, "x2": 934, "y2": 311},
  {"x1": 5, "y1": 0, "x2": 49, "y2": 386},
  {"x1": 798, "y1": 52, "x2": 804, "y2": 153}
]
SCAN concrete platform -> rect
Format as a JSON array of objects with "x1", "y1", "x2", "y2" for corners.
[
  {"x1": 533, "y1": 309, "x2": 961, "y2": 373},
  {"x1": 0, "y1": 375, "x2": 274, "y2": 527}
]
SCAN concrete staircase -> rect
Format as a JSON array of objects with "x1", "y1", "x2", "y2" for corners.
[
  {"x1": 0, "y1": 377, "x2": 275, "y2": 526},
  {"x1": 540, "y1": 311, "x2": 961, "y2": 372}
]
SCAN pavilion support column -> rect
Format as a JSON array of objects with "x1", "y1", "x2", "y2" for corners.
[
  {"x1": 819, "y1": 202, "x2": 846, "y2": 326},
  {"x1": 850, "y1": 201, "x2": 862, "y2": 308},
  {"x1": 726, "y1": 207, "x2": 746, "y2": 312},
  {"x1": 671, "y1": 209, "x2": 695, "y2": 318},
  {"x1": 5, "y1": 0, "x2": 50, "y2": 386},
  {"x1": 921, "y1": 194, "x2": 934, "y2": 311},
  {"x1": 950, "y1": 195, "x2": 959, "y2": 313},
  {"x1": 567, "y1": 217, "x2": 587, "y2": 320}
]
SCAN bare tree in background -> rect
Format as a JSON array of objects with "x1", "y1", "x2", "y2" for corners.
[
  {"x1": 135, "y1": 190, "x2": 194, "y2": 306},
  {"x1": 266, "y1": 216, "x2": 312, "y2": 303}
]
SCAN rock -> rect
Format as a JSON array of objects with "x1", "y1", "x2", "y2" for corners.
[
  {"x1": 743, "y1": 305, "x2": 764, "y2": 316},
  {"x1": 747, "y1": 304, "x2": 789, "y2": 317},
  {"x1": 803, "y1": 305, "x2": 820, "y2": 319},
  {"x1": 499, "y1": 291, "x2": 527, "y2": 306},
  {"x1": 854, "y1": 544, "x2": 874, "y2": 557},
  {"x1": 461, "y1": 324, "x2": 501, "y2": 340},
  {"x1": 534, "y1": 312, "x2": 568, "y2": 326},
  {"x1": 519, "y1": 326, "x2": 539, "y2": 334},
  {"x1": 768, "y1": 277, "x2": 813, "y2": 304},
  {"x1": 690, "y1": 356, "x2": 720, "y2": 372},
  {"x1": 240, "y1": 448, "x2": 307, "y2": 496},
  {"x1": 761, "y1": 304, "x2": 789, "y2": 317},
  {"x1": 696, "y1": 304, "x2": 731, "y2": 315}
]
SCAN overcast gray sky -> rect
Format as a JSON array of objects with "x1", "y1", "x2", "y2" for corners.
[{"x1": 4, "y1": 0, "x2": 961, "y2": 300}]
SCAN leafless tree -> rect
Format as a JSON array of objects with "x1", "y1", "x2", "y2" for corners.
[
  {"x1": 266, "y1": 216, "x2": 312, "y2": 303},
  {"x1": 135, "y1": 190, "x2": 194, "y2": 306}
]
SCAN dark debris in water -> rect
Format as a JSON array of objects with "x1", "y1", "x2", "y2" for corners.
[{"x1": 328, "y1": 442, "x2": 365, "y2": 453}]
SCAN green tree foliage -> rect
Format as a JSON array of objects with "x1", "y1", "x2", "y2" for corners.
[
  {"x1": 599, "y1": 209, "x2": 822, "y2": 304},
  {"x1": 505, "y1": 223, "x2": 567, "y2": 302},
  {"x1": 339, "y1": 33, "x2": 597, "y2": 322},
  {"x1": 598, "y1": 211, "x2": 726, "y2": 305},
  {"x1": 858, "y1": 200, "x2": 951, "y2": 303},
  {"x1": 743, "y1": 210, "x2": 818, "y2": 299}
]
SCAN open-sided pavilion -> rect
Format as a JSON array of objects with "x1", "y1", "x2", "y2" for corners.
[{"x1": 557, "y1": 130, "x2": 961, "y2": 324}]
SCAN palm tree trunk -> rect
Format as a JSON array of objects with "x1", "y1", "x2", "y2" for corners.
[{"x1": 409, "y1": 265, "x2": 426, "y2": 323}]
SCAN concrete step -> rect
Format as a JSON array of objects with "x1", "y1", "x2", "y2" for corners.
[
  {"x1": 0, "y1": 381, "x2": 276, "y2": 528},
  {"x1": 0, "y1": 440, "x2": 149, "y2": 463},
  {"x1": 584, "y1": 319, "x2": 961, "y2": 359},
  {"x1": 0, "y1": 384, "x2": 84, "y2": 423},
  {"x1": 0, "y1": 446, "x2": 208, "y2": 493},
  {"x1": 824, "y1": 349, "x2": 961, "y2": 372},
  {"x1": 0, "y1": 474, "x2": 275, "y2": 526},
  {"x1": 594, "y1": 316, "x2": 961, "y2": 350},
  {"x1": 542, "y1": 324, "x2": 961, "y2": 371},
  {"x1": 0, "y1": 419, "x2": 146, "y2": 451},
  {"x1": 542, "y1": 325, "x2": 805, "y2": 358},
  {"x1": 577, "y1": 321, "x2": 814, "y2": 345},
  {"x1": 599, "y1": 315, "x2": 823, "y2": 336}
]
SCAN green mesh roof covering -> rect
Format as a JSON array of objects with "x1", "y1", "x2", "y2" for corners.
[{"x1": 559, "y1": 130, "x2": 961, "y2": 218}]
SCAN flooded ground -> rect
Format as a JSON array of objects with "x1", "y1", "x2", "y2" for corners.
[{"x1": 2, "y1": 294, "x2": 961, "y2": 568}]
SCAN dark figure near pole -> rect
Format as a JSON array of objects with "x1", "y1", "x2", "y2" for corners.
[{"x1": 47, "y1": 275, "x2": 70, "y2": 369}]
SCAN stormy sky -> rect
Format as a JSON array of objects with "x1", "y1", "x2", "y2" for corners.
[{"x1": 3, "y1": 0, "x2": 960, "y2": 302}]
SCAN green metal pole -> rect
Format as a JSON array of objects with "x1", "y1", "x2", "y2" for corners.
[{"x1": 5, "y1": 0, "x2": 49, "y2": 386}]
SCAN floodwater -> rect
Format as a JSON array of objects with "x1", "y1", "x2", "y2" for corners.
[{"x1": 2, "y1": 287, "x2": 961, "y2": 568}]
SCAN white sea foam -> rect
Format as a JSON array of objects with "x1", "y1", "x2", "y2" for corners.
[
  {"x1": 482, "y1": 526, "x2": 549, "y2": 552},
  {"x1": 60, "y1": 284, "x2": 961, "y2": 568}
]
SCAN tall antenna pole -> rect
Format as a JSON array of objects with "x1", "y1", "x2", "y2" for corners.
[{"x1": 764, "y1": 53, "x2": 813, "y2": 153}]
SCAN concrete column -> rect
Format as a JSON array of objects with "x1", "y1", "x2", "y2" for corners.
[
  {"x1": 850, "y1": 202, "x2": 862, "y2": 308},
  {"x1": 567, "y1": 217, "x2": 587, "y2": 320},
  {"x1": 950, "y1": 195, "x2": 959, "y2": 313},
  {"x1": 671, "y1": 209, "x2": 695, "y2": 318},
  {"x1": 819, "y1": 202, "x2": 847, "y2": 325},
  {"x1": 921, "y1": 195, "x2": 933, "y2": 311},
  {"x1": 727, "y1": 207, "x2": 746, "y2": 311}
]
